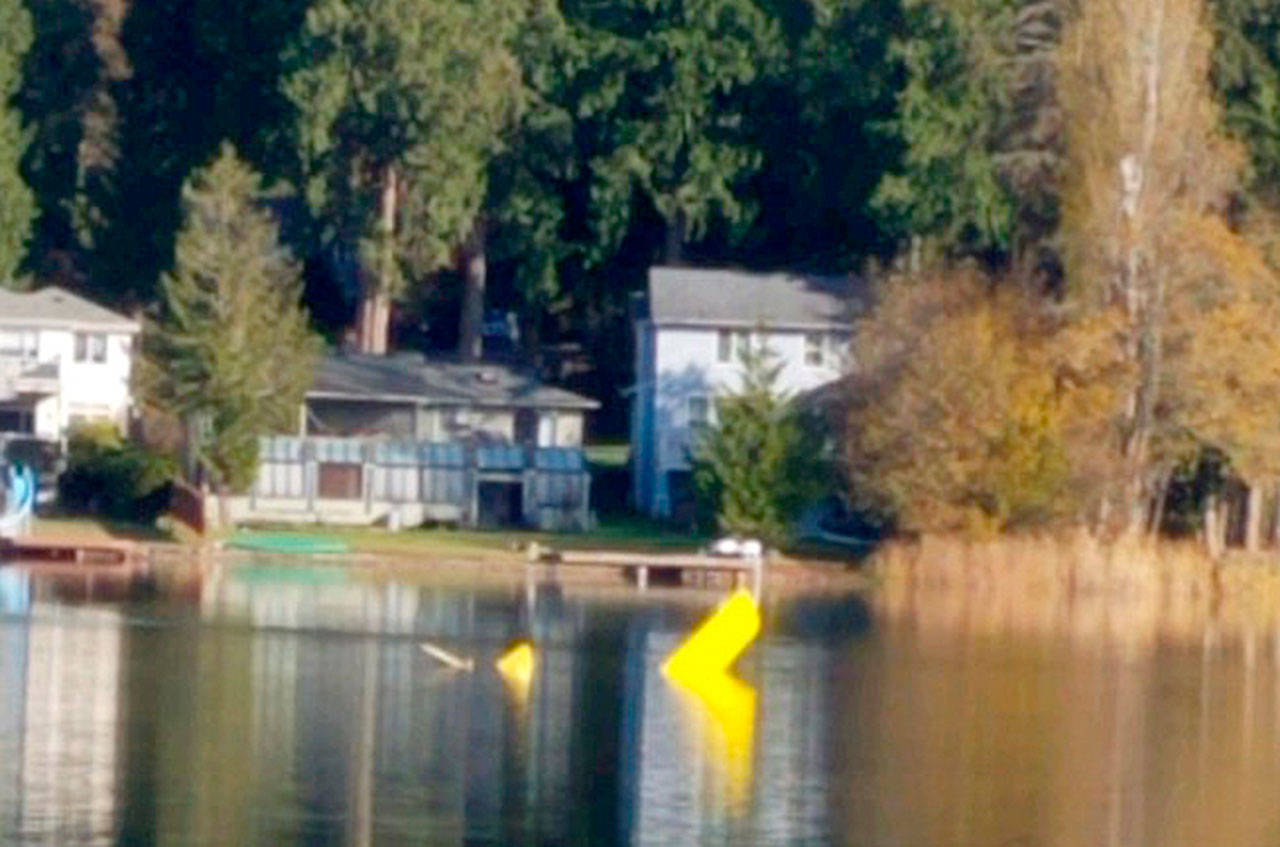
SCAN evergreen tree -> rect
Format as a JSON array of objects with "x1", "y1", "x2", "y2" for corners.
[
  {"x1": 283, "y1": 0, "x2": 527, "y2": 354},
  {"x1": 143, "y1": 144, "x2": 319, "y2": 506},
  {"x1": 691, "y1": 344, "x2": 814, "y2": 543},
  {"x1": 0, "y1": 0, "x2": 35, "y2": 284},
  {"x1": 873, "y1": 0, "x2": 1063, "y2": 268},
  {"x1": 1213, "y1": 0, "x2": 1280, "y2": 197}
]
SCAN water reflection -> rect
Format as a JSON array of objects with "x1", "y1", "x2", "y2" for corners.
[{"x1": 0, "y1": 564, "x2": 854, "y2": 845}]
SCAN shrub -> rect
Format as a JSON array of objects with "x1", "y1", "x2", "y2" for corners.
[{"x1": 58, "y1": 423, "x2": 177, "y2": 524}]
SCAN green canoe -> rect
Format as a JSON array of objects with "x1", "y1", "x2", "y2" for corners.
[{"x1": 225, "y1": 533, "x2": 350, "y2": 555}]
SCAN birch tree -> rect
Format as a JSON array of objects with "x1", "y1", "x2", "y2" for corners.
[{"x1": 1059, "y1": 0, "x2": 1280, "y2": 535}]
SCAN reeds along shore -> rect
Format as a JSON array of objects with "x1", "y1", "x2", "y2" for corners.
[{"x1": 870, "y1": 532, "x2": 1280, "y2": 653}]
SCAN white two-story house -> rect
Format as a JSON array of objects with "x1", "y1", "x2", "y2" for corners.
[
  {"x1": 630, "y1": 267, "x2": 860, "y2": 518},
  {"x1": 0, "y1": 287, "x2": 140, "y2": 444}
]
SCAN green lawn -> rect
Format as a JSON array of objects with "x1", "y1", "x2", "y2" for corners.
[
  {"x1": 236, "y1": 514, "x2": 708, "y2": 559},
  {"x1": 31, "y1": 515, "x2": 178, "y2": 543},
  {"x1": 585, "y1": 442, "x2": 630, "y2": 468}
]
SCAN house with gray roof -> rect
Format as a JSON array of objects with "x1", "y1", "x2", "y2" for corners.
[
  {"x1": 630, "y1": 267, "x2": 860, "y2": 519},
  {"x1": 0, "y1": 287, "x2": 140, "y2": 445},
  {"x1": 218, "y1": 352, "x2": 601, "y2": 531}
]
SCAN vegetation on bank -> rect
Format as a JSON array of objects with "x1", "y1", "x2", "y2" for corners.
[{"x1": 844, "y1": 0, "x2": 1280, "y2": 554}]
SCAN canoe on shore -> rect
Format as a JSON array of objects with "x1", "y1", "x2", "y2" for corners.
[{"x1": 225, "y1": 533, "x2": 350, "y2": 556}]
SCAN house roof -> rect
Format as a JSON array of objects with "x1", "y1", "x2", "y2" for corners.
[
  {"x1": 0, "y1": 286, "x2": 140, "y2": 333},
  {"x1": 310, "y1": 353, "x2": 600, "y2": 411},
  {"x1": 645, "y1": 266, "x2": 862, "y2": 329}
]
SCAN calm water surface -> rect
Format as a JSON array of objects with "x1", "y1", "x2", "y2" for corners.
[{"x1": 2, "y1": 562, "x2": 1280, "y2": 845}]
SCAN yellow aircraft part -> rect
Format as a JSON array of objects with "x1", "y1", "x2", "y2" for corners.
[
  {"x1": 669, "y1": 669, "x2": 758, "y2": 804},
  {"x1": 662, "y1": 588, "x2": 761, "y2": 679},
  {"x1": 496, "y1": 641, "x2": 536, "y2": 701}
]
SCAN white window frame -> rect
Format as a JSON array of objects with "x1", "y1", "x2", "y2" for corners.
[
  {"x1": 74, "y1": 332, "x2": 107, "y2": 363},
  {"x1": 804, "y1": 332, "x2": 825, "y2": 367},
  {"x1": 0, "y1": 328, "x2": 37, "y2": 360}
]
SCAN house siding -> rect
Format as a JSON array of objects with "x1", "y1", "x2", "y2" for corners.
[
  {"x1": 635, "y1": 324, "x2": 847, "y2": 517},
  {"x1": 1, "y1": 325, "x2": 136, "y2": 440}
]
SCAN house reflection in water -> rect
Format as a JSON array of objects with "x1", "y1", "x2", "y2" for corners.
[
  {"x1": 0, "y1": 569, "x2": 845, "y2": 844},
  {"x1": 0, "y1": 571, "x2": 123, "y2": 846}
]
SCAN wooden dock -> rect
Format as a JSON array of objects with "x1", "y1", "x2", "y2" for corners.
[
  {"x1": 0, "y1": 536, "x2": 141, "y2": 568},
  {"x1": 527, "y1": 546, "x2": 764, "y2": 594}
]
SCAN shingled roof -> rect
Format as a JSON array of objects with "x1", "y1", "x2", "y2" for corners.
[
  {"x1": 310, "y1": 353, "x2": 599, "y2": 410},
  {"x1": 645, "y1": 267, "x2": 862, "y2": 329},
  {"x1": 0, "y1": 286, "x2": 139, "y2": 332}
]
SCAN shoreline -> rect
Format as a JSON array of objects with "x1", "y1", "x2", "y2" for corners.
[{"x1": 867, "y1": 532, "x2": 1280, "y2": 649}]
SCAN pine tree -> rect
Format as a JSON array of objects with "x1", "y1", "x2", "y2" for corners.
[
  {"x1": 0, "y1": 0, "x2": 35, "y2": 284},
  {"x1": 691, "y1": 344, "x2": 814, "y2": 543},
  {"x1": 283, "y1": 0, "x2": 527, "y2": 354},
  {"x1": 143, "y1": 144, "x2": 320, "y2": 507}
]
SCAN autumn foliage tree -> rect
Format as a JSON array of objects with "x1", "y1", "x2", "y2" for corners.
[
  {"x1": 845, "y1": 267, "x2": 1117, "y2": 535},
  {"x1": 1058, "y1": 0, "x2": 1280, "y2": 537}
]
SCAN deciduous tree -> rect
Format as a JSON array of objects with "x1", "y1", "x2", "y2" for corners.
[{"x1": 1059, "y1": 0, "x2": 1280, "y2": 534}]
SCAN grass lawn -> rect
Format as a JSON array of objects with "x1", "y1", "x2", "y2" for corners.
[
  {"x1": 584, "y1": 442, "x2": 630, "y2": 467},
  {"x1": 31, "y1": 514, "x2": 179, "y2": 544},
  {"x1": 236, "y1": 514, "x2": 709, "y2": 559}
]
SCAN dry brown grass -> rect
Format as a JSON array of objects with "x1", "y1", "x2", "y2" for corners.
[{"x1": 870, "y1": 532, "x2": 1280, "y2": 650}]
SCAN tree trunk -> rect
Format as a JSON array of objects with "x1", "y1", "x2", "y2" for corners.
[
  {"x1": 1271, "y1": 480, "x2": 1280, "y2": 548},
  {"x1": 458, "y1": 223, "x2": 486, "y2": 361},
  {"x1": 355, "y1": 165, "x2": 397, "y2": 354},
  {"x1": 664, "y1": 211, "x2": 686, "y2": 266},
  {"x1": 1203, "y1": 492, "x2": 1220, "y2": 558},
  {"x1": 1245, "y1": 483, "x2": 1263, "y2": 552},
  {"x1": 1148, "y1": 468, "x2": 1170, "y2": 539}
]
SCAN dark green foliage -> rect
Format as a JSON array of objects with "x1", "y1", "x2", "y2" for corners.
[
  {"x1": 1213, "y1": 0, "x2": 1280, "y2": 196},
  {"x1": 873, "y1": 0, "x2": 1063, "y2": 266},
  {"x1": 284, "y1": 0, "x2": 526, "y2": 284},
  {"x1": 728, "y1": 0, "x2": 904, "y2": 269},
  {"x1": 691, "y1": 344, "x2": 818, "y2": 543},
  {"x1": 58, "y1": 422, "x2": 176, "y2": 524},
  {"x1": 56, "y1": 0, "x2": 310, "y2": 304},
  {"x1": 0, "y1": 0, "x2": 35, "y2": 284},
  {"x1": 143, "y1": 145, "x2": 320, "y2": 495}
]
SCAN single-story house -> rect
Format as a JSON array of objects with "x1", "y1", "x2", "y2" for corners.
[{"x1": 216, "y1": 353, "x2": 601, "y2": 531}]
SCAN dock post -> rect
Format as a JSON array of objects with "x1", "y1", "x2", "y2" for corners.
[
  {"x1": 638, "y1": 565, "x2": 649, "y2": 591},
  {"x1": 751, "y1": 556, "x2": 763, "y2": 600}
]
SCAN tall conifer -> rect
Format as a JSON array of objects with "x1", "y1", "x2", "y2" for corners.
[
  {"x1": 144, "y1": 144, "x2": 319, "y2": 504},
  {"x1": 0, "y1": 0, "x2": 35, "y2": 284}
]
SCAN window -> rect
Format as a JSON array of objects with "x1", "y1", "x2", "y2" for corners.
[
  {"x1": 687, "y1": 395, "x2": 711, "y2": 428},
  {"x1": 828, "y1": 332, "x2": 851, "y2": 366},
  {"x1": 719, "y1": 329, "x2": 753, "y2": 363},
  {"x1": 74, "y1": 332, "x2": 107, "y2": 363},
  {"x1": 0, "y1": 329, "x2": 37, "y2": 359},
  {"x1": 805, "y1": 332, "x2": 824, "y2": 366}
]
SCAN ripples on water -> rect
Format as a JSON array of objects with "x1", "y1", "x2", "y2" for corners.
[{"x1": 4, "y1": 561, "x2": 1280, "y2": 846}]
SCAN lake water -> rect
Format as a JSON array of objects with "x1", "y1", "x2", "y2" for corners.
[{"x1": 2, "y1": 562, "x2": 1280, "y2": 846}]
